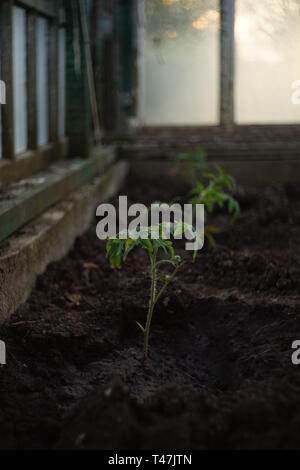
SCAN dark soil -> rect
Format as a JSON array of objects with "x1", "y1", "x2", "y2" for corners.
[{"x1": 1, "y1": 168, "x2": 300, "y2": 450}]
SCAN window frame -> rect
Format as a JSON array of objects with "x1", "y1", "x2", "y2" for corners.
[
  {"x1": 0, "y1": 0, "x2": 69, "y2": 185},
  {"x1": 136, "y1": 0, "x2": 300, "y2": 147}
]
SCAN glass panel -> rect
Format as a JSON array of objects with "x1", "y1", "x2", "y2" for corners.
[
  {"x1": 140, "y1": 0, "x2": 220, "y2": 125},
  {"x1": 58, "y1": 28, "x2": 66, "y2": 138},
  {"x1": 235, "y1": 0, "x2": 300, "y2": 123},
  {"x1": 13, "y1": 6, "x2": 27, "y2": 154},
  {"x1": 37, "y1": 16, "x2": 49, "y2": 146}
]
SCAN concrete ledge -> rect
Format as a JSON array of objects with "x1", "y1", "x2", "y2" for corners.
[{"x1": 0, "y1": 160, "x2": 128, "y2": 324}]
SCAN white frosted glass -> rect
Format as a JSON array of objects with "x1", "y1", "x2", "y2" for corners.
[
  {"x1": 140, "y1": 0, "x2": 220, "y2": 125},
  {"x1": 13, "y1": 7, "x2": 28, "y2": 154},
  {"x1": 235, "y1": 0, "x2": 300, "y2": 123},
  {"x1": 37, "y1": 17, "x2": 49, "y2": 146},
  {"x1": 58, "y1": 28, "x2": 66, "y2": 138}
]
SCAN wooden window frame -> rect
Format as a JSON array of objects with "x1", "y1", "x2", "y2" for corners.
[
  {"x1": 0, "y1": 0, "x2": 69, "y2": 185},
  {"x1": 135, "y1": 0, "x2": 300, "y2": 151},
  {"x1": 0, "y1": 0, "x2": 114, "y2": 246},
  {"x1": 57, "y1": 4, "x2": 67, "y2": 147}
]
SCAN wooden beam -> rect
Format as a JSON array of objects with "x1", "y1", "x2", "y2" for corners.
[
  {"x1": 16, "y1": 0, "x2": 58, "y2": 18},
  {"x1": 0, "y1": 1, "x2": 15, "y2": 160},
  {"x1": 136, "y1": 0, "x2": 146, "y2": 124},
  {"x1": 0, "y1": 144, "x2": 57, "y2": 185},
  {"x1": 0, "y1": 146, "x2": 115, "y2": 242},
  {"x1": 220, "y1": 0, "x2": 235, "y2": 129},
  {"x1": 65, "y1": 0, "x2": 91, "y2": 159},
  {"x1": 92, "y1": 0, "x2": 102, "y2": 127},
  {"x1": 101, "y1": 0, "x2": 119, "y2": 132},
  {"x1": 49, "y1": 19, "x2": 59, "y2": 146},
  {"x1": 27, "y1": 10, "x2": 38, "y2": 150},
  {"x1": 129, "y1": 159, "x2": 300, "y2": 189}
]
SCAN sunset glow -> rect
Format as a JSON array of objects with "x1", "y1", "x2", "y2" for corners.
[{"x1": 192, "y1": 9, "x2": 220, "y2": 31}]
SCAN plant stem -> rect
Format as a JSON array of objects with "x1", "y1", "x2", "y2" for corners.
[
  {"x1": 143, "y1": 258, "x2": 185, "y2": 366},
  {"x1": 154, "y1": 262, "x2": 185, "y2": 307},
  {"x1": 143, "y1": 254, "x2": 157, "y2": 365}
]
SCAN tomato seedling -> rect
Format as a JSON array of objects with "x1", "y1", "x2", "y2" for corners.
[
  {"x1": 176, "y1": 147, "x2": 207, "y2": 186},
  {"x1": 178, "y1": 148, "x2": 240, "y2": 248},
  {"x1": 106, "y1": 223, "x2": 201, "y2": 365}
]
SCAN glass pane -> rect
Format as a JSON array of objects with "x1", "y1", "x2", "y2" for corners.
[
  {"x1": 13, "y1": 6, "x2": 27, "y2": 154},
  {"x1": 140, "y1": 0, "x2": 220, "y2": 125},
  {"x1": 37, "y1": 17, "x2": 49, "y2": 146},
  {"x1": 235, "y1": 0, "x2": 300, "y2": 123},
  {"x1": 58, "y1": 28, "x2": 66, "y2": 138}
]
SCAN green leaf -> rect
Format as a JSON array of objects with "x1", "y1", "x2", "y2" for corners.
[
  {"x1": 109, "y1": 254, "x2": 121, "y2": 269},
  {"x1": 165, "y1": 240, "x2": 175, "y2": 258},
  {"x1": 141, "y1": 238, "x2": 153, "y2": 254},
  {"x1": 124, "y1": 238, "x2": 136, "y2": 260},
  {"x1": 156, "y1": 238, "x2": 168, "y2": 255},
  {"x1": 171, "y1": 255, "x2": 181, "y2": 266},
  {"x1": 136, "y1": 321, "x2": 145, "y2": 334}
]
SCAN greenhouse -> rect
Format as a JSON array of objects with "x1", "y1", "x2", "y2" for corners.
[{"x1": 0, "y1": 0, "x2": 300, "y2": 453}]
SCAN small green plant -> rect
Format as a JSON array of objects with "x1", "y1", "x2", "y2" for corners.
[
  {"x1": 106, "y1": 224, "x2": 201, "y2": 365},
  {"x1": 189, "y1": 165, "x2": 240, "y2": 220},
  {"x1": 176, "y1": 147, "x2": 207, "y2": 186},
  {"x1": 178, "y1": 148, "x2": 240, "y2": 248}
]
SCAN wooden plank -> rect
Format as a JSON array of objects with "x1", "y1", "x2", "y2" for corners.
[
  {"x1": 220, "y1": 0, "x2": 235, "y2": 128},
  {"x1": 58, "y1": 27, "x2": 66, "y2": 139},
  {"x1": 0, "y1": 144, "x2": 56, "y2": 185},
  {"x1": 129, "y1": 159, "x2": 300, "y2": 188},
  {"x1": 49, "y1": 19, "x2": 59, "y2": 145},
  {"x1": 101, "y1": 0, "x2": 119, "y2": 132},
  {"x1": 65, "y1": 0, "x2": 91, "y2": 159},
  {"x1": 134, "y1": 125, "x2": 300, "y2": 142},
  {"x1": 16, "y1": 0, "x2": 58, "y2": 18},
  {"x1": 27, "y1": 10, "x2": 38, "y2": 150},
  {"x1": 0, "y1": 1, "x2": 15, "y2": 160},
  {"x1": 0, "y1": 147, "x2": 115, "y2": 242},
  {"x1": 117, "y1": 137, "x2": 300, "y2": 162},
  {"x1": 92, "y1": 0, "x2": 103, "y2": 128}
]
